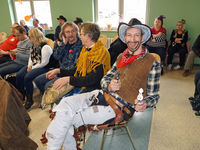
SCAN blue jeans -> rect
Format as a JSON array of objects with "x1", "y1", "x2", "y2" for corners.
[
  {"x1": 34, "y1": 73, "x2": 58, "y2": 94},
  {"x1": 16, "y1": 66, "x2": 50, "y2": 95},
  {"x1": 0, "y1": 61, "x2": 24, "y2": 78}
]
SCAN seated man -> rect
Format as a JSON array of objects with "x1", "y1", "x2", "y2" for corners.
[
  {"x1": 0, "y1": 26, "x2": 32, "y2": 79},
  {"x1": 183, "y1": 34, "x2": 200, "y2": 76},
  {"x1": 0, "y1": 23, "x2": 20, "y2": 64},
  {"x1": 20, "y1": 20, "x2": 30, "y2": 34},
  {"x1": 45, "y1": 22, "x2": 161, "y2": 149},
  {"x1": 51, "y1": 23, "x2": 111, "y2": 95},
  {"x1": 34, "y1": 22, "x2": 82, "y2": 94},
  {"x1": 74, "y1": 17, "x2": 83, "y2": 31},
  {"x1": 33, "y1": 18, "x2": 44, "y2": 33},
  {"x1": 108, "y1": 18, "x2": 141, "y2": 66},
  {"x1": 54, "y1": 15, "x2": 67, "y2": 43}
]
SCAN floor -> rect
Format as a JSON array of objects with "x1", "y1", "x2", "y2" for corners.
[{"x1": 28, "y1": 68, "x2": 200, "y2": 150}]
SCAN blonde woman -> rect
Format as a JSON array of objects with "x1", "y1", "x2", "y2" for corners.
[{"x1": 16, "y1": 28, "x2": 53, "y2": 109}]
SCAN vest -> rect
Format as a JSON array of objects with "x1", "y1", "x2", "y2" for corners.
[{"x1": 115, "y1": 53, "x2": 155, "y2": 104}]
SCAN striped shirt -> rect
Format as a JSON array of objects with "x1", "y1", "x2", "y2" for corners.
[
  {"x1": 100, "y1": 50, "x2": 161, "y2": 108},
  {"x1": 14, "y1": 38, "x2": 32, "y2": 65}
]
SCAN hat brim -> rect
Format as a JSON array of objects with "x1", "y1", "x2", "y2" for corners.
[{"x1": 118, "y1": 23, "x2": 152, "y2": 44}]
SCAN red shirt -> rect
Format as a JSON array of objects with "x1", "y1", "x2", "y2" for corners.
[
  {"x1": 0, "y1": 34, "x2": 19, "y2": 60},
  {"x1": 151, "y1": 27, "x2": 166, "y2": 35}
]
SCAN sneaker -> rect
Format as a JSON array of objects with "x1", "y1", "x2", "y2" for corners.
[
  {"x1": 183, "y1": 70, "x2": 190, "y2": 77},
  {"x1": 167, "y1": 64, "x2": 172, "y2": 71},
  {"x1": 173, "y1": 65, "x2": 181, "y2": 70}
]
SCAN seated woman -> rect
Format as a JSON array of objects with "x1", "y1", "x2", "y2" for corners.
[
  {"x1": 16, "y1": 28, "x2": 53, "y2": 110},
  {"x1": 146, "y1": 15, "x2": 167, "y2": 74},
  {"x1": 167, "y1": 19, "x2": 188, "y2": 70}
]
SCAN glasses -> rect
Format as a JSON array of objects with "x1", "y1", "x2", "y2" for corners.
[{"x1": 64, "y1": 30, "x2": 76, "y2": 34}]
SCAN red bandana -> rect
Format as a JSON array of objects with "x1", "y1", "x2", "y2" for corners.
[{"x1": 117, "y1": 48, "x2": 145, "y2": 68}]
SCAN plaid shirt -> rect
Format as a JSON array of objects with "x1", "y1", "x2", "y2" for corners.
[{"x1": 100, "y1": 50, "x2": 161, "y2": 108}]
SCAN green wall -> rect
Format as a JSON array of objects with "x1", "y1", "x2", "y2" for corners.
[
  {"x1": 148, "y1": 0, "x2": 200, "y2": 47},
  {"x1": 0, "y1": 0, "x2": 13, "y2": 34}
]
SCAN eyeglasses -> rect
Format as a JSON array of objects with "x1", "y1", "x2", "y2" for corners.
[{"x1": 64, "y1": 30, "x2": 76, "y2": 34}]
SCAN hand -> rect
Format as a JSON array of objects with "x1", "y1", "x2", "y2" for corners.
[
  {"x1": 27, "y1": 66, "x2": 32, "y2": 72},
  {"x1": 175, "y1": 38, "x2": 182, "y2": 43},
  {"x1": 62, "y1": 36, "x2": 68, "y2": 45},
  {"x1": 56, "y1": 40, "x2": 61, "y2": 46},
  {"x1": 46, "y1": 68, "x2": 60, "y2": 79},
  {"x1": 108, "y1": 79, "x2": 121, "y2": 92},
  {"x1": 52, "y1": 76, "x2": 70, "y2": 89},
  {"x1": 134, "y1": 100, "x2": 147, "y2": 112},
  {"x1": 0, "y1": 49, "x2": 9, "y2": 55}
]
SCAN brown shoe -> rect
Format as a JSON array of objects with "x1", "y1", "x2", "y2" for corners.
[{"x1": 183, "y1": 70, "x2": 190, "y2": 77}]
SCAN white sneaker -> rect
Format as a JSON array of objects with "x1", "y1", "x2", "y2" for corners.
[
  {"x1": 173, "y1": 65, "x2": 181, "y2": 70},
  {"x1": 167, "y1": 64, "x2": 172, "y2": 71}
]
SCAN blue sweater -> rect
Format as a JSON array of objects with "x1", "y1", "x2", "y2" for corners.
[{"x1": 53, "y1": 37, "x2": 83, "y2": 71}]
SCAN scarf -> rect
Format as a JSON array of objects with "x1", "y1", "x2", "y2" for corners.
[
  {"x1": 74, "y1": 40, "x2": 111, "y2": 80},
  {"x1": 117, "y1": 48, "x2": 145, "y2": 68}
]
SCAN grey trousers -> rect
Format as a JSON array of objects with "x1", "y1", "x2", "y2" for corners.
[{"x1": 184, "y1": 51, "x2": 198, "y2": 71}]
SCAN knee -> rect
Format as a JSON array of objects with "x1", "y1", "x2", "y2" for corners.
[{"x1": 24, "y1": 73, "x2": 33, "y2": 83}]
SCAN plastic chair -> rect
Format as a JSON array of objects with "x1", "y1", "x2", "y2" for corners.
[
  {"x1": 0, "y1": 32, "x2": 7, "y2": 45},
  {"x1": 112, "y1": 35, "x2": 118, "y2": 42},
  {"x1": 99, "y1": 35, "x2": 107, "y2": 47}
]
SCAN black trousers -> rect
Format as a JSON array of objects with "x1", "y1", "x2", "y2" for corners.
[{"x1": 167, "y1": 45, "x2": 188, "y2": 66}]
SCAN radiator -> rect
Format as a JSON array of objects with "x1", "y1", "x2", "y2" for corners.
[{"x1": 106, "y1": 38, "x2": 113, "y2": 49}]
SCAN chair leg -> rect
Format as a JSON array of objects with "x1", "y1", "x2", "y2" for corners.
[
  {"x1": 100, "y1": 129, "x2": 107, "y2": 150},
  {"x1": 125, "y1": 125, "x2": 136, "y2": 150}
]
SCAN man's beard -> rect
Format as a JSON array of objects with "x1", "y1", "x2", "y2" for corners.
[{"x1": 127, "y1": 41, "x2": 141, "y2": 55}]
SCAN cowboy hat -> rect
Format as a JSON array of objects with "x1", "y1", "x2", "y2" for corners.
[
  {"x1": 57, "y1": 15, "x2": 67, "y2": 22},
  {"x1": 118, "y1": 23, "x2": 151, "y2": 44}
]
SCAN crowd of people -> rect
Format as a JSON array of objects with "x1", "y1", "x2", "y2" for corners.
[{"x1": 0, "y1": 14, "x2": 200, "y2": 149}]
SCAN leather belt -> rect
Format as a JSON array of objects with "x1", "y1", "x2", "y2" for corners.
[{"x1": 103, "y1": 92, "x2": 131, "y2": 122}]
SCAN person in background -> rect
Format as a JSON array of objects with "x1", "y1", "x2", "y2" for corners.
[
  {"x1": 0, "y1": 23, "x2": 20, "y2": 64},
  {"x1": 33, "y1": 18, "x2": 44, "y2": 33},
  {"x1": 74, "y1": 17, "x2": 83, "y2": 31},
  {"x1": 183, "y1": 34, "x2": 200, "y2": 77},
  {"x1": 188, "y1": 70, "x2": 200, "y2": 116},
  {"x1": 167, "y1": 19, "x2": 188, "y2": 71},
  {"x1": 108, "y1": 18, "x2": 141, "y2": 66},
  {"x1": 44, "y1": 22, "x2": 161, "y2": 149},
  {"x1": 16, "y1": 28, "x2": 53, "y2": 110},
  {"x1": 54, "y1": 15, "x2": 67, "y2": 43},
  {"x1": 0, "y1": 26, "x2": 32, "y2": 78},
  {"x1": 34, "y1": 22, "x2": 82, "y2": 94},
  {"x1": 146, "y1": 15, "x2": 167, "y2": 74},
  {"x1": 20, "y1": 20, "x2": 30, "y2": 34}
]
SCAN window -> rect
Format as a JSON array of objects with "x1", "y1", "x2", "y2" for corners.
[
  {"x1": 14, "y1": 0, "x2": 52, "y2": 29},
  {"x1": 96, "y1": 0, "x2": 147, "y2": 30}
]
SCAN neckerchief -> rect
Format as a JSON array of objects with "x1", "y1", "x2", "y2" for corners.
[{"x1": 117, "y1": 48, "x2": 145, "y2": 68}]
